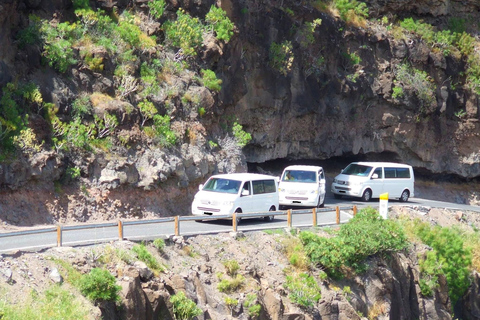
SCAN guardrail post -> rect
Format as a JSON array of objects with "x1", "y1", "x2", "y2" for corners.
[
  {"x1": 57, "y1": 225, "x2": 62, "y2": 247},
  {"x1": 118, "y1": 220, "x2": 123, "y2": 240},
  {"x1": 287, "y1": 209, "x2": 292, "y2": 228},
  {"x1": 174, "y1": 216, "x2": 180, "y2": 236},
  {"x1": 232, "y1": 213, "x2": 237, "y2": 232},
  {"x1": 353, "y1": 205, "x2": 357, "y2": 216},
  {"x1": 312, "y1": 208, "x2": 317, "y2": 227},
  {"x1": 336, "y1": 206, "x2": 340, "y2": 224}
]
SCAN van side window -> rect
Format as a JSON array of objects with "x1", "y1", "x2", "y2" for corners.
[
  {"x1": 385, "y1": 167, "x2": 411, "y2": 179},
  {"x1": 396, "y1": 168, "x2": 410, "y2": 178},
  {"x1": 242, "y1": 181, "x2": 251, "y2": 195},
  {"x1": 385, "y1": 168, "x2": 396, "y2": 178},
  {"x1": 373, "y1": 167, "x2": 383, "y2": 178},
  {"x1": 253, "y1": 180, "x2": 276, "y2": 194}
]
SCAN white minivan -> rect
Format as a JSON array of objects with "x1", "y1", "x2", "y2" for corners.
[
  {"x1": 191, "y1": 173, "x2": 279, "y2": 222},
  {"x1": 331, "y1": 162, "x2": 414, "y2": 202},
  {"x1": 278, "y1": 165, "x2": 326, "y2": 209}
]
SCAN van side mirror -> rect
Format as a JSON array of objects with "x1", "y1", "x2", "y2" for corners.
[
  {"x1": 241, "y1": 189, "x2": 249, "y2": 196},
  {"x1": 199, "y1": 184, "x2": 204, "y2": 191},
  {"x1": 371, "y1": 173, "x2": 379, "y2": 179}
]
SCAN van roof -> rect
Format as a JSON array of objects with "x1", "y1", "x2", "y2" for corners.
[
  {"x1": 210, "y1": 173, "x2": 278, "y2": 181},
  {"x1": 282, "y1": 165, "x2": 323, "y2": 171},
  {"x1": 352, "y1": 162, "x2": 412, "y2": 168}
]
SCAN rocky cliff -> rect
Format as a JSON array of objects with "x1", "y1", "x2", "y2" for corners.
[{"x1": 1, "y1": 0, "x2": 480, "y2": 222}]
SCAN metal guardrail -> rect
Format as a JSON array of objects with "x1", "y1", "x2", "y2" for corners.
[{"x1": 0, "y1": 206, "x2": 357, "y2": 252}]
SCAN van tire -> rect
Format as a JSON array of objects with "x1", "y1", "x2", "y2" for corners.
[
  {"x1": 400, "y1": 190, "x2": 410, "y2": 202},
  {"x1": 334, "y1": 194, "x2": 342, "y2": 199},
  {"x1": 264, "y1": 206, "x2": 275, "y2": 222},
  {"x1": 361, "y1": 189, "x2": 372, "y2": 202}
]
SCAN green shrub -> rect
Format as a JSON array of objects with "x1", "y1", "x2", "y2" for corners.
[
  {"x1": 0, "y1": 285, "x2": 90, "y2": 320},
  {"x1": 71, "y1": 95, "x2": 92, "y2": 119},
  {"x1": 414, "y1": 223, "x2": 472, "y2": 305},
  {"x1": 285, "y1": 272, "x2": 321, "y2": 307},
  {"x1": 170, "y1": 291, "x2": 203, "y2": 320},
  {"x1": 298, "y1": 19, "x2": 322, "y2": 48},
  {"x1": 132, "y1": 243, "x2": 163, "y2": 273},
  {"x1": 205, "y1": 5, "x2": 234, "y2": 42},
  {"x1": 164, "y1": 8, "x2": 204, "y2": 56},
  {"x1": 333, "y1": 0, "x2": 369, "y2": 23},
  {"x1": 40, "y1": 21, "x2": 79, "y2": 73},
  {"x1": 201, "y1": 69, "x2": 222, "y2": 91},
  {"x1": 232, "y1": 122, "x2": 252, "y2": 148},
  {"x1": 78, "y1": 268, "x2": 121, "y2": 303},
  {"x1": 394, "y1": 63, "x2": 435, "y2": 110},
  {"x1": 153, "y1": 238, "x2": 165, "y2": 252},
  {"x1": 151, "y1": 114, "x2": 177, "y2": 146},
  {"x1": 223, "y1": 260, "x2": 240, "y2": 276},
  {"x1": 269, "y1": 40, "x2": 294, "y2": 76},
  {"x1": 217, "y1": 274, "x2": 245, "y2": 293},
  {"x1": 392, "y1": 85, "x2": 404, "y2": 99},
  {"x1": 300, "y1": 208, "x2": 408, "y2": 276},
  {"x1": 148, "y1": 0, "x2": 166, "y2": 19},
  {"x1": 138, "y1": 99, "x2": 158, "y2": 126},
  {"x1": 17, "y1": 15, "x2": 42, "y2": 48},
  {"x1": 243, "y1": 293, "x2": 261, "y2": 318}
]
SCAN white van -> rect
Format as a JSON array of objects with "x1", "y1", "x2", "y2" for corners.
[
  {"x1": 331, "y1": 162, "x2": 414, "y2": 202},
  {"x1": 191, "y1": 173, "x2": 279, "y2": 222},
  {"x1": 278, "y1": 165, "x2": 326, "y2": 209}
]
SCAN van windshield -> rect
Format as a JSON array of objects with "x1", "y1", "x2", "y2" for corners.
[
  {"x1": 202, "y1": 178, "x2": 241, "y2": 194},
  {"x1": 342, "y1": 164, "x2": 373, "y2": 176},
  {"x1": 281, "y1": 170, "x2": 316, "y2": 183}
]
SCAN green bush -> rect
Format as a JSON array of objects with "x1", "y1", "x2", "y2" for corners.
[
  {"x1": 205, "y1": 5, "x2": 234, "y2": 42},
  {"x1": 201, "y1": 69, "x2": 222, "y2": 91},
  {"x1": 223, "y1": 260, "x2": 240, "y2": 276},
  {"x1": 72, "y1": 95, "x2": 92, "y2": 119},
  {"x1": 217, "y1": 274, "x2": 245, "y2": 293},
  {"x1": 285, "y1": 272, "x2": 321, "y2": 308},
  {"x1": 0, "y1": 285, "x2": 90, "y2": 320},
  {"x1": 414, "y1": 223, "x2": 472, "y2": 305},
  {"x1": 170, "y1": 291, "x2": 203, "y2": 320},
  {"x1": 132, "y1": 243, "x2": 163, "y2": 273},
  {"x1": 243, "y1": 293, "x2": 261, "y2": 318},
  {"x1": 153, "y1": 238, "x2": 166, "y2": 252},
  {"x1": 300, "y1": 208, "x2": 408, "y2": 276},
  {"x1": 269, "y1": 41, "x2": 294, "y2": 76},
  {"x1": 78, "y1": 268, "x2": 121, "y2": 303},
  {"x1": 40, "y1": 21, "x2": 79, "y2": 73},
  {"x1": 148, "y1": 0, "x2": 166, "y2": 20},
  {"x1": 164, "y1": 8, "x2": 204, "y2": 56},
  {"x1": 17, "y1": 15, "x2": 42, "y2": 48},
  {"x1": 334, "y1": 0, "x2": 368, "y2": 23},
  {"x1": 232, "y1": 122, "x2": 252, "y2": 148},
  {"x1": 151, "y1": 114, "x2": 177, "y2": 146},
  {"x1": 394, "y1": 63, "x2": 435, "y2": 110}
]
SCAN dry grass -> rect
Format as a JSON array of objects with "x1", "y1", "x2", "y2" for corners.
[
  {"x1": 368, "y1": 301, "x2": 389, "y2": 320},
  {"x1": 90, "y1": 92, "x2": 113, "y2": 107}
]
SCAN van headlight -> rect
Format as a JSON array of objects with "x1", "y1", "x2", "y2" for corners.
[
  {"x1": 333, "y1": 178, "x2": 337, "y2": 183},
  {"x1": 310, "y1": 190, "x2": 318, "y2": 194},
  {"x1": 278, "y1": 188, "x2": 284, "y2": 192},
  {"x1": 221, "y1": 201, "x2": 234, "y2": 207}
]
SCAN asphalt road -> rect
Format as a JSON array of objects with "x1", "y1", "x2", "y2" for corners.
[{"x1": 0, "y1": 196, "x2": 479, "y2": 253}]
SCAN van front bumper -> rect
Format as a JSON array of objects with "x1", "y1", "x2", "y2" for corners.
[{"x1": 331, "y1": 184, "x2": 361, "y2": 197}]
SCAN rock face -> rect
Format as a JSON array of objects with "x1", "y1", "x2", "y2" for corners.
[{"x1": 1, "y1": 0, "x2": 480, "y2": 222}]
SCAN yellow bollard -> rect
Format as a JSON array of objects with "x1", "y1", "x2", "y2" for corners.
[
  {"x1": 174, "y1": 216, "x2": 179, "y2": 236},
  {"x1": 336, "y1": 206, "x2": 340, "y2": 224},
  {"x1": 312, "y1": 208, "x2": 317, "y2": 227},
  {"x1": 353, "y1": 205, "x2": 357, "y2": 216},
  {"x1": 118, "y1": 220, "x2": 123, "y2": 240},
  {"x1": 232, "y1": 212, "x2": 237, "y2": 232},
  {"x1": 57, "y1": 225, "x2": 62, "y2": 247},
  {"x1": 287, "y1": 209, "x2": 292, "y2": 228}
]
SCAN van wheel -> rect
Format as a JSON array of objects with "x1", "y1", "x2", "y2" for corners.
[
  {"x1": 334, "y1": 194, "x2": 342, "y2": 199},
  {"x1": 317, "y1": 196, "x2": 325, "y2": 208},
  {"x1": 400, "y1": 190, "x2": 410, "y2": 202},
  {"x1": 264, "y1": 206, "x2": 275, "y2": 222},
  {"x1": 361, "y1": 189, "x2": 372, "y2": 202}
]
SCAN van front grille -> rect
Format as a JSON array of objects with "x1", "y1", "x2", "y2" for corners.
[{"x1": 286, "y1": 196, "x2": 308, "y2": 200}]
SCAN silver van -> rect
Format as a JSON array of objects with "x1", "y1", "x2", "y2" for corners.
[
  {"x1": 191, "y1": 173, "x2": 279, "y2": 222},
  {"x1": 331, "y1": 162, "x2": 414, "y2": 202},
  {"x1": 278, "y1": 165, "x2": 326, "y2": 209}
]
